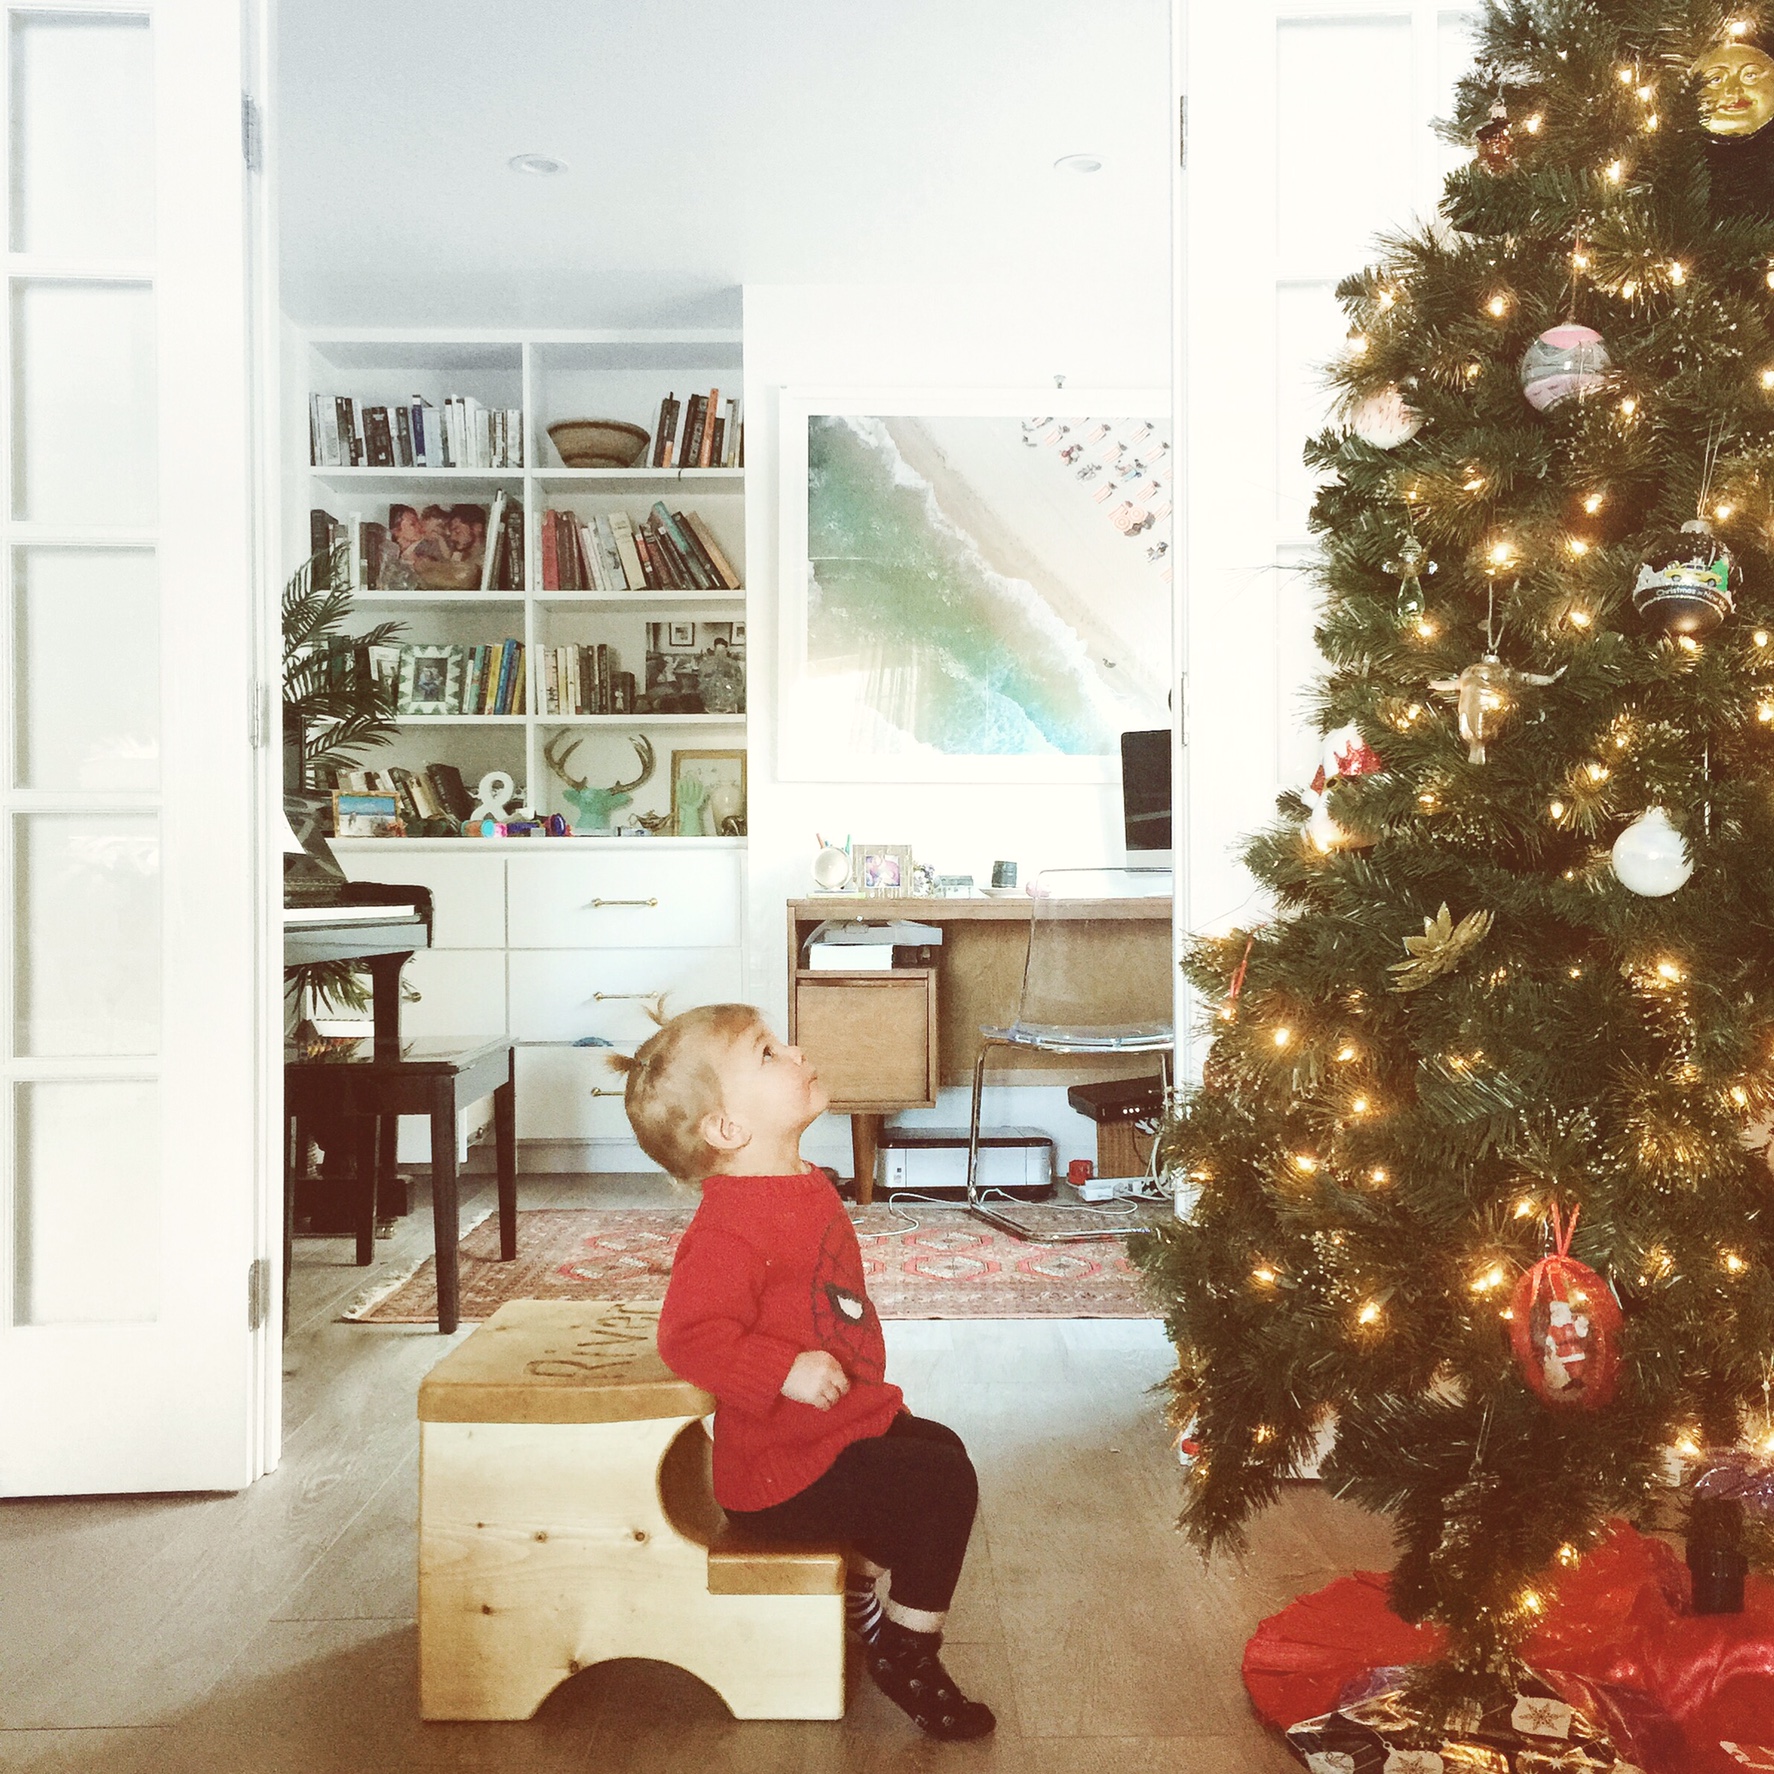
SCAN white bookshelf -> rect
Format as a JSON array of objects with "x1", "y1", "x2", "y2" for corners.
[{"x1": 299, "y1": 328, "x2": 747, "y2": 838}]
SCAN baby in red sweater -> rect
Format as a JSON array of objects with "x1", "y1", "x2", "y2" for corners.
[{"x1": 613, "y1": 1002, "x2": 994, "y2": 1741}]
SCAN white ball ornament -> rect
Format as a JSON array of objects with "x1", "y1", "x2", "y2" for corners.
[
  {"x1": 1611, "y1": 806, "x2": 1693, "y2": 897},
  {"x1": 1349, "y1": 386, "x2": 1424, "y2": 448}
]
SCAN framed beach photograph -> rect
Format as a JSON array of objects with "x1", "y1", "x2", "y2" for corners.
[
  {"x1": 330, "y1": 791, "x2": 405, "y2": 839},
  {"x1": 855, "y1": 843, "x2": 913, "y2": 893},
  {"x1": 670, "y1": 748, "x2": 746, "y2": 837},
  {"x1": 777, "y1": 388, "x2": 1171, "y2": 782},
  {"x1": 397, "y1": 644, "x2": 463, "y2": 716}
]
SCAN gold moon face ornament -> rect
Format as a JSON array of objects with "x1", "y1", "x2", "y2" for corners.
[{"x1": 1697, "y1": 41, "x2": 1774, "y2": 138}]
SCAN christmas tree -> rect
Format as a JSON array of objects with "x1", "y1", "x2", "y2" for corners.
[{"x1": 1133, "y1": 0, "x2": 1774, "y2": 1689}]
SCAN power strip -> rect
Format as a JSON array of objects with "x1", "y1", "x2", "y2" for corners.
[{"x1": 1078, "y1": 1175, "x2": 1142, "y2": 1202}]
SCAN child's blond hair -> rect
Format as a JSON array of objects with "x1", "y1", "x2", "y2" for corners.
[{"x1": 608, "y1": 1001, "x2": 763, "y2": 1182}]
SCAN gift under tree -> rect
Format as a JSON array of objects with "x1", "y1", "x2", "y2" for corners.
[{"x1": 1133, "y1": 0, "x2": 1774, "y2": 1711}]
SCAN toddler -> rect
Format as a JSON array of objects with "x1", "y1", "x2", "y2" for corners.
[{"x1": 612, "y1": 1003, "x2": 994, "y2": 1740}]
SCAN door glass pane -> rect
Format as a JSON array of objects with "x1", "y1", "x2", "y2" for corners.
[
  {"x1": 9, "y1": 13, "x2": 154, "y2": 259},
  {"x1": 14, "y1": 1078, "x2": 159, "y2": 1324},
  {"x1": 15, "y1": 547, "x2": 158, "y2": 789},
  {"x1": 11, "y1": 279, "x2": 156, "y2": 526},
  {"x1": 14, "y1": 813, "x2": 159, "y2": 1056}
]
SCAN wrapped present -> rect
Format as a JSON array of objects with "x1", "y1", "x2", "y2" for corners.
[{"x1": 1283, "y1": 1665, "x2": 1684, "y2": 1773}]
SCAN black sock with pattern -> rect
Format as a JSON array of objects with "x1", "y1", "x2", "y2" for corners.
[{"x1": 866, "y1": 1618, "x2": 996, "y2": 1740}]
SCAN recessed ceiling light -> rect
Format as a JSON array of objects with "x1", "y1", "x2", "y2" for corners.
[
  {"x1": 1054, "y1": 153, "x2": 1104, "y2": 174},
  {"x1": 508, "y1": 152, "x2": 567, "y2": 176}
]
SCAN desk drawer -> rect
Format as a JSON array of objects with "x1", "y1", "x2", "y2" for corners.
[
  {"x1": 338, "y1": 852, "x2": 505, "y2": 949},
  {"x1": 509, "y1": 948, "x2": 743, "y2": 1044},
  {"x1": 507, "y1": 852, "x2": 740, "y2": 949},
  {"x1": 516, "y1": 1044, "x2": 642, "y2": 1142},
  {"x1": 792, "y1": 971, "x2": 937, "y2": 1110}
]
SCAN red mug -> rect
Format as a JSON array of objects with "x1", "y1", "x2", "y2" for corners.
[{"x1": 1067, "y1": 1158, "x2": 1095, "y2": 1187}]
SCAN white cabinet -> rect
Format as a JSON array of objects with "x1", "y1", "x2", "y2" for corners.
[{"x1": 334, "y1": 839, "x2": 745, "y2": 1166}]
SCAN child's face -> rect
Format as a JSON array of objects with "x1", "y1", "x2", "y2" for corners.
[{"x1": 705, "y1": 1019, "x2": 828, "y2": 1151}]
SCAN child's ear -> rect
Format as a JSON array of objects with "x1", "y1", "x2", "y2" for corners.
[{"x1": 699, "y1": 1108, "x2": 748, "y2": 1155}]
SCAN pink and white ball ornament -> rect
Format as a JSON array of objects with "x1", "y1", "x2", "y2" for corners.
[
  {"x1": 1519, "y1": 324, "x2": 1612, "y2": 412},
  {"x1": 1349, "y1": 385, "x2": 1424, "y2": 448}
]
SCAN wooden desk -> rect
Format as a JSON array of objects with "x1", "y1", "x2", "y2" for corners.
[{"x1": 786, "y1": 894, "x2": 1172, "y2": 1202}]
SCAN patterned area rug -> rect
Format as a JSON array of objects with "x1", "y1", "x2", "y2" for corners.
[{"x1": 342, "y1": 1204, "x2": 1161, "y2": 1324}]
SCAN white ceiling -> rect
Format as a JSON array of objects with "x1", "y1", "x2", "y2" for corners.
[{"x1": 274, "y1": 0, "x2": 1173, "y2": 330}]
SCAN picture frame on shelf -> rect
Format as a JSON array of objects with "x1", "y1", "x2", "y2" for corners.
[
  {"x1": 667, "y1": 620, "x2": 696, "y2": 648},
  {"x1": 732, "y1": 620, "x2": 747, "y2": 646},
  {"x1": 671, "y1": 748, "x2": 746, "y2": 837},
  {"x1": 855, "y1": 842, "x2": 913, "y2": 893},
  {"x1": 331, "y1": 791, "x2": 404, "y2": 839},
  {"x1": 397, "y1": 644, "x2": 463, "y2": 715}
]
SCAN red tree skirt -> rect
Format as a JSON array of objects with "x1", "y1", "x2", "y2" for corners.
[{"x1": 1244, "y1": 1522, "x2": 1774, "y2": 1769}]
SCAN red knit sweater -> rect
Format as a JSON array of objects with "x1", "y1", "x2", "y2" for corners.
[{"x1": 656, "y1": 1168, "x2": 903, "y2": 1510}]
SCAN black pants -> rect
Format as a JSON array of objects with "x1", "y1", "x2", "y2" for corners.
[{"x1": 725, "y1": 1414, "x2": 978, "y2": 1614}]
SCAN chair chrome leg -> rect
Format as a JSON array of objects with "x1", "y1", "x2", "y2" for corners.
[{"x1": 963, "y1": 1039, "x2": 1129, "y2": 1245}]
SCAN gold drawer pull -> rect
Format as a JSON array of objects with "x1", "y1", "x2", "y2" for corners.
[
  {"x1": 593, "y1": 990, "x2": 655, "y2": 1002},
  {"x1": 590, "y1": 896, "x2": 658, "y2": 909},
  {"x1": 588, "y1": 1086, "x2": 621, "y2": 1098}
]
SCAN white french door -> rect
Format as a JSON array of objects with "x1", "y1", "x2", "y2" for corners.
[
  {"x1": 0, "y1": 0, "x2": 266, "y2": 1494},
  {"x1": 1176, "y1": 0, "x2": 1478, "y2": 1069}
]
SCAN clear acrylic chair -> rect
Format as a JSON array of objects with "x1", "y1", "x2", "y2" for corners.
[{"x1": 966, "y1": 867, "x2": 1174, "y2": 1243}]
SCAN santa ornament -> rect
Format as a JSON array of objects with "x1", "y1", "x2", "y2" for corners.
[
  {"x1": 1509, "y1": 1202, "x2": 1623, "y2": 1411},
  {"x1": 1304, "y1": 724, "x2": 1384, "y2": 850}
]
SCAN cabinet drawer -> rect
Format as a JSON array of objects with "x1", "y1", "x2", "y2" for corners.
[
  {"x1": 398, "y1": 950, "x2": 508, "y2": 1039},
  {"x1": 506, "y1": 852, "x2": 740, "y2": 949},
  {"x1": 338, "y1": 852, "x2": 505, "y2": 949},
  {"x1": 509, "y1": 948, "x2": 743, "y2": 1044},
  {"x1": 516, "y1": 1045, "x2": 641, "y2": 1143},
  {"x1": 792, "y1": 970, "x2": 938, "y2": 1110}
]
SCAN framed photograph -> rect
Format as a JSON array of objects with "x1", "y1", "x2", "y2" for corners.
[
  {"x1": 330, "y1": 791, "x2": 405, "y2": 839},
  {"x1": 855, "y1": 842, "x2": 913, "y2": 894},
  {"x1": 667, "y1": 620, "x2": 696, "y2": 649},
  {"x1": 671, "y1": 748, "x2": 747, "y2": 837},
  {"x1": 397, "y1": 644, "x2": 463, "y2": 715},
  {"x1": 778, "y1": 387, "x2": 1170, "y2": 782},
  {"x1": 731, "y1": 620, "x2": 746, "y2": 647}
]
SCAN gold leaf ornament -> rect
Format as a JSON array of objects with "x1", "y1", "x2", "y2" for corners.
[{"x1": 1389, "y1": 901, "x2": 1496, "y2": 992}]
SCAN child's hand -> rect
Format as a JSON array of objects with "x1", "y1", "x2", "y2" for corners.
[{"x1": 781, "y1": 1350, "x2": 850, "y2": 1410}]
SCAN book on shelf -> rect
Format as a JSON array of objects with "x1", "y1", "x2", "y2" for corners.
[
  {"x1": 699, "y1": 387, "x2": 719, "y2": 467},
  {"x1": 544, "y1": 642, "x2": 634, "y2": 715},
  {"x1": 652, "y1": 393, "x2": 681, "y2": 467},
  {"x1": 721, "y1": 397, "x2": 741, "y2": 468},
  {"x1": 647, "y1": 391, "x2": 741, "y2": 473},
  {"x1": 536, "y1": 506, "x2": 734, "y2": 594},
  {"x1": 309, "y1": 393, "x2": 523, "y2": 469}
]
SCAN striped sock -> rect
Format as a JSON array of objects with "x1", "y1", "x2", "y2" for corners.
[{"x1": 846, "y1": 1574, "x2": 884, "y2": 1645}]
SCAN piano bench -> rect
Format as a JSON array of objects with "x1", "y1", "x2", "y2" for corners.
[{"x1": 285, "y1": 1035, "x2": 517, "y2": 1334}]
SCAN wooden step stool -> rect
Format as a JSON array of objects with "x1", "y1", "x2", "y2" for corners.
[{"x1": 417, "y1": 1298, "x2": 846, "y2": 1721}]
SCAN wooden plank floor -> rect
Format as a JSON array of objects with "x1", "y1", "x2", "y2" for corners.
[{"x1": 0, "y1": 1173, "x2": 1393, "y2": 1771}]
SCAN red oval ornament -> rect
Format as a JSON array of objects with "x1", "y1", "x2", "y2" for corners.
[{"x1": 1509, "y1": 1204, "x2": 1622, "y2": 1410}]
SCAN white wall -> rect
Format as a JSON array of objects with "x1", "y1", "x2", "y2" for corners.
[{"x1": 741, "y1": 282, "x2": 1170, "y2": 1166}]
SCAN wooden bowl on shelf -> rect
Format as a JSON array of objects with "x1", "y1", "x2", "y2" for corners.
[{"x1": 546, "y1": 419, "x2": 651, "y2": 469}]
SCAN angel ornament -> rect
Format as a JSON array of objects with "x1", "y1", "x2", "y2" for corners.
[{"x1": 1430, "y1": 654, "x2": 1562, "y2": 764}]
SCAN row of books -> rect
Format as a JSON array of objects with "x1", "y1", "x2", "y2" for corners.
[
  {"x1": 542, "y1": 643, "x2": 638, "y2": 716},
  {"x1": 310, "y1": 394, "x2": 524, "y2": 470},
  {"x1": 327, "y1": 762, "x2": 477, "y2": 828},
  {"x1": 650, "y1": 389, "x2": 742, "y2": 469},
  {"x1": 384, "y1": 640, "x2": 528, "y2": 716},
  {"x1": 541, "y1": 503, "x2": 740, "y2": 593},
  {"x1": 313, "y1": 497, "x2": 524, "y2": 593}
]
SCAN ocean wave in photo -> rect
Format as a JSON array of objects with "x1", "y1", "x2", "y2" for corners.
[{"x1": 806, "y1": 415, "x2": 1144, "y2": 756}]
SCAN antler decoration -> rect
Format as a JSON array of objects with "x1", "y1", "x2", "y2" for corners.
[{"x1": 543, "y1": 733, "x2": 656, "y2": 831}]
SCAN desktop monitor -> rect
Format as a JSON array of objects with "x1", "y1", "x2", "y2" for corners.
[{"x1": 1120, "y1": 729, "x2": 1173, "y2": 872}]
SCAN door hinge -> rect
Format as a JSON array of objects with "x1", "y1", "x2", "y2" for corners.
[
  {"x1": 250, "y1": 677, "x2": 274, "y2": 750},
  {"x1": 242, "y1": 93, "x2": 263, "y2": 173},
  {"x1": 1178, "y1": 95, "x2": 1187, "y2": 169},
  {"x1": 247, "y1": 1257, "x2": 271, "y2": 1331}
]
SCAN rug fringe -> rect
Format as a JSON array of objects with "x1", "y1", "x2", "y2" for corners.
[{"x1": 337, "y1": 1206, "x2": 495, "y2": 1323}]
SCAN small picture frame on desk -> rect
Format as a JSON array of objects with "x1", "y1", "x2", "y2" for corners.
[
  {"x1": 331, "y1": 791, "x2": 405, "y2": 839},
  {"x1": 856, "y1": 842, "x2": 913, "y2": 893}
]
